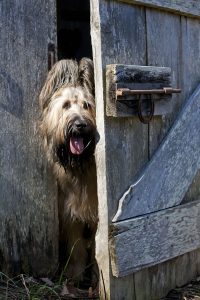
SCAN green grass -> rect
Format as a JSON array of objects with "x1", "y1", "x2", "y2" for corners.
[
  {"x1": 0, "y1": 271, "x2": 99, "y2": 299},
  {"x1": 0, "y1": 272, "x2": 61, "y2": 300},
  {"x1": 0, "y1": 240, "x2": 99, "y2": 299},
  {"x1": 58, "y1": 238, "x2": 80, "y2": 286}
]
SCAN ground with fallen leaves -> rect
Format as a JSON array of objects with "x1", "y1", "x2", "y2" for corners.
[
  {"x1": 2, "y1": 274, "x2": 200, "y2": 299},
  {"x1": 0, "y1": 273, "x2": 99, "y2": 299}
]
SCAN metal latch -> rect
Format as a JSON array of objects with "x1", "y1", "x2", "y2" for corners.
[
  {"x1": 106, "y1": 64, "x2": 181, "y2": 121},
  {"x1": 116, "y1": 87, "x2": 181, "y2": 123},
  {"x1": 116, "y1": 87, "x2": 181, "y2": 96}
]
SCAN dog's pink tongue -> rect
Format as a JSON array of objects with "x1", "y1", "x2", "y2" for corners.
[{"x1": 70, "y1": 137, "x2": 84, "y2": 155}]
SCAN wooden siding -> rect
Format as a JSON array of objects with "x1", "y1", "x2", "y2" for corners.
[
  {"x1": 91, "y1": 0, "x2": 200, "y2": 299},
  {"x1": 0, "y1": 1, "x2": 58, "y2": 275},
  {"x1": 113, "y1": 84, "x2": 200, "y2": 221},
  {"x1": 118, "y1": 0, "x2": 200, "y2": 18},
  {"x1": 111, "y1": 200, "x2": 200, "y2": 277},
  {"x1": 91, "y1": 1, "x2": 148, "y2": 299}
]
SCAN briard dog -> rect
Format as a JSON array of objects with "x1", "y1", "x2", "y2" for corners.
[{"x1": 39, "y1": 58, "x2": 98, "y2": 284}]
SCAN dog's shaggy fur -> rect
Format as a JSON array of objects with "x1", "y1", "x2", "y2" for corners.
[{"x1": 39, "y1": 58, "x2": 98, "y2": 283}]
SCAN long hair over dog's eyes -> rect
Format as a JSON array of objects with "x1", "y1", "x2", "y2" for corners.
[
  {"x1": 83, "y1": 101, "x2": 91, "y2": 110},
  {"x1": 62, "y1": 101, "x2": 71, "y2": 109}
]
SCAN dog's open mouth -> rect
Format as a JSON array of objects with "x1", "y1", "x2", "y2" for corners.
[
  {"x1": 70, "y1": 136, "x2": 84, "y2": 155},
  {"x1": 69, "y1": 136, "x2": 92, "y2": 155}
]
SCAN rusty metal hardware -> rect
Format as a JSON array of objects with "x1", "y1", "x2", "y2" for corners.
[
  {"x1": 116, "y1": 87, "x2": 181, "y2": 97},
  {"x1": 138, "y1": 94, "x2": 154, "y2": 124},
  {"x1": 116, "y1": 87, "x2": 181, "y2": 124}
]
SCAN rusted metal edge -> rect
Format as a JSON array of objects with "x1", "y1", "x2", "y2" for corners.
[{"x1": 116, "y1": 87, "x2": 181, "y2": 97}]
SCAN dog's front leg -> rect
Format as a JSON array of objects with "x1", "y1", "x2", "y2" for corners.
[{"x1": 65, "y1": 220, "x2": 88, "y2": 282}]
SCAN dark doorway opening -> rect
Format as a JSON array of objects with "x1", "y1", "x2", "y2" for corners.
[
  {"x1": 56, "y1": 0, "x2": 98, "y2": 291},
  {"x1": 57, "y1": 0, "x2": 92, "y2": 60}
]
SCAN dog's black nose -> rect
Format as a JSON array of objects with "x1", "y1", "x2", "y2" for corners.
[{"x1": 74, "y1": 120, "x2": 87, "y2": 129}]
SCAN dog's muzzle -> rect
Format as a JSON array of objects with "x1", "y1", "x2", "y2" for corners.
[{"x1": 65, "y1": 119, "x2": 94, "y2": 156}]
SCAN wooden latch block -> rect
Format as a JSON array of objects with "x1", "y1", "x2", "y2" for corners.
[{"x1": 106, "y1": 64, "x2": 181, "y2": 120}]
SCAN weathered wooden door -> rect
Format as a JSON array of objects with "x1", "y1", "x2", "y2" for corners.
[
  {"x1": 91, "y1": 0, "x2": 200, "y2": 299},
  {"x1": 0, "y1": 1, "x2": 58, "y2": 275}
]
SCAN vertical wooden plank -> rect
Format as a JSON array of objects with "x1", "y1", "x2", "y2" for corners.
[
  {"x1": 135, "y1": 259, "x2": 176, "y2": 300},
  {"x1": 117, "y1": 0, "x2": 200, "y2": 19},
  {"x1": 178, "y1": 15, "x2": 200, "y2": 291},
  {"x1": 133, "y1": 9, "x2": 200, "y2": 300},
  {"x1": 91, "y1": 0, "x2": 148, "y2": 298},
  {"x1": 146, "y1": 8, "x2": 182, "y2": 156},
  {"x1": 171, "y1": 14, "x2": 200, "y2": 291},
  {"x1": 146, "y1": 9, "x2": 184, "y2": 298},
  {"x1": 181, "y1": 17, "x2": 200, "y2": 204},
  {"x1": 0, "y1": 1, "x2": 58, "y2": 275},
  {"x1": 134, "y1": 10, "x2": 183, "y2": 299}
]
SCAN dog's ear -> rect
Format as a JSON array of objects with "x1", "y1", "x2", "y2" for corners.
[
  {"x1": 39, "y1": 60, "x2": 79, "y2": 110},
  {"x1": 79, "y1": 58, "x2": 94, "y2": 96}
]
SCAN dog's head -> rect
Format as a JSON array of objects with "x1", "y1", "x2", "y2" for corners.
[{"x1": 39, "y1": 58, "x2": 96, "y2": 170}]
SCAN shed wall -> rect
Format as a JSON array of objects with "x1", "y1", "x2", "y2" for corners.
[
  {"x1": 0, "y1": 0, "x2": 58, "y2": 275},
  {"x1": 91, "y1": 0, "x2": 200, "y2": 299}
]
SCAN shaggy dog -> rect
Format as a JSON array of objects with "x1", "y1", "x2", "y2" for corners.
[{"x1": 39, "y1": 58, "x2": 98, "y2": 283}]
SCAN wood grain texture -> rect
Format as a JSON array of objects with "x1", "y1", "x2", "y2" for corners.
[
  {"x1": 91, "y1": 0, "x2": 147, "y2": 298},
  {"x1": 133, "y1": 9, "x2": 198, "y2": 300},
  {"x1": 0, "y1": 0, "x2": 58, "y2": 275},
  {"x1": 110, "y1": 200, "x2": 200, "y2": 277},
  {"x1": 176, "y1": 17, "x2": 200, "y2": 296},
  {"x1": 92, "y1": 1, "x2": 200, "y2": 299},
  {"x1": 113, "y1": 84, "x2": 200, "y2": 222},
  {"x1": 118, "y1": 0, "x2": 200, "y2": 18},
  {"x1": 181, "y1": 17, "x2": 200, "y2": 204},
  {"x1": 132, "y1": 10, "x2": 200, "y2": 300},
  {"x1": 106, "y1": 64, "x2": 172, "y2": 116},
  {"x1": 146, "y1": 8, "x2": 182, "y2": 157}
]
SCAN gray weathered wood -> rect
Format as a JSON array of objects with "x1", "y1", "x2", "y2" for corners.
[
  {"x1": 139, "y1": 12, "x2": 200, "y2": 299},
  {"x1": 0, "y1": 0, "x2": 58, "y2": 275},
  {"x1": 133, "y1": 9, "x2": 192, "y2": 299},
  {"x1": 106, "y1": 64, "x2": 172, "y2": 117},
  {"x1": 92, "y1": 0, "x2": 200, "y2": 299},
  {"x1": 91, "y1": 0, "x2": 147, "y2": 299},
  {"x1": 113, "y1": 84, "x2": 200, "y2": 222},
  {"x1": 110, "y1": 200, "x2": 200, "y2": 277},
  {"x1": 118, "y1": 0, "x2": 200, "y2": 19},
  {"x1": 132, "y1": 10, "x2": 200, "y2": 300},
  {"x1": 181, "y1": 17, "x2": 200, "y2": 205}
]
